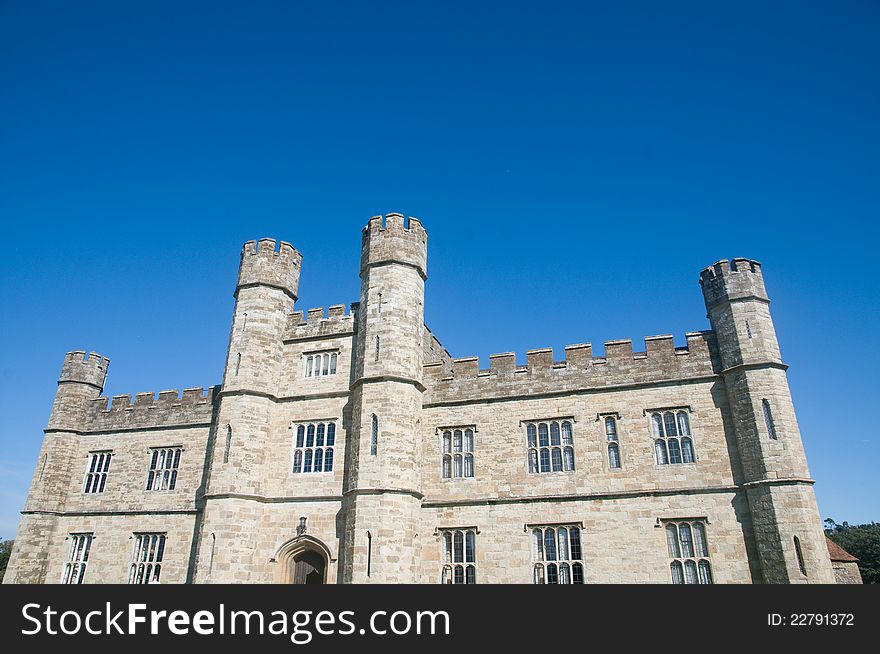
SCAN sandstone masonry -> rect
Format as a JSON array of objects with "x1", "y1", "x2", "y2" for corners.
[{"x1": 4, "y1": 214, "x2": 837, "y2": 584}]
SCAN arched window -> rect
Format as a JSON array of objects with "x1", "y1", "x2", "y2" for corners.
[
  {"x1": 62, "y1": 533, "x2": 93, "y2": 584},
  {"x1": 83, "y1": 451, "x2": 112, "y2": 494},
  {"x1": 291, "y1": 421, "x2": 337, "y2": 473},
  {"x1": 440, "y1": 529, "x2": 477, "y2": 584},
  {"x1": 129, "y1": 533, "x2": 165, "y2": 584},
  {"x1": 370, "y1": 414, "x2": 378, "y2": 456},
  {"x1": 605, "y1": 416, "x2": 621, "y2": 469},
  {"x1": 651, "y1": 410, "x2": 696, "y2": 465},
  {"x1": 794, "y1": 536, "x2": 807, "y2": 576},
  {"x1": 304, "y1": 351, "x2": 339, "y2": 377},
  {"x1": 532, "y1": 525, "x2": 584, "y2": 584},
  {"x1": 666, "y1": 520, "x2": 713, "y2": 584},
  {"x1": 608, "y1": 443, "x2": 621, "y2": 469},
  {"x1": 762, "y1": 399, "x2": 778, "y2": 440},
  {"x1": 146, "y1": 447, "x2": 182, "y2": 491},
  {"x1": 526, "y1": 420, "x2": 576, "y2": 474},
  {"x1": 235, "y1": 352, "x2": 241, "y2": 376},
  {"x1": 224, "y1": 425, "x2": 232, "y2": 463}
]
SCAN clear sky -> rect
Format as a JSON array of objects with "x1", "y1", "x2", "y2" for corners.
[{"x1": 1, "y1": 1, "x2": 877, "y2": 540}]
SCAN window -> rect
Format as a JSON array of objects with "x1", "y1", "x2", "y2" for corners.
[
  {"x1": 62, "y1": 533, "x2": 93, "y2": 584},
  {"x1": 442, "y1": 427, "x2": 475, "y2": 479},
  {"x1": 304, "y1": 351, "x2": 338, "y2": 378},
  {"x1": 794, "y1": 536, "x2": 807, "y2": 576},
  {"x1": 604, "y1": 416, "x2": 621, "y2": 469},
  {"x1": 440, "y1": 529, "x2": 477, "y2": 584},
  {"x1": 526, "y1": 420, "x2": 575, "y2": 473},
  {"x1": 292, "y1": 421, "x2": 336, "y2": 473},
  {"x1": 83, "y1": 451, "x2": 112, "y2": 493},
  {"x1": 224, "y1": 425, "x2": 232, "y2": 464},
  {"x1": 146, "y1": 447, "x2": 181, "y2": 491},
  {"x1": 651, "y1": 410, "x2": 695, "y2": 465},
  {"x1": 129, "y1": 533, "x2": 166, "y2": 584},
  {"x1": 762, "y1": 399, "x2": 777, "y2": 440},
  {"x1": 532, "y1": 525, "x2": 584, "y2": 584},
  {"x1": 370, "y1": 414, "x2": 378, "y2": 456},
  {"x1": 375, "y1": 335, "x2": 380, "y2": 362},
  {"x1": 665, "y1": 520, "x2": 713, "y2": 584}
]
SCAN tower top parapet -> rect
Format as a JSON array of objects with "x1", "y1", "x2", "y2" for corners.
[
  {"x1": 360, "y1": 213, "x2": 428, "y2": 279},
  {"x1": 237, "y1": 238, "x2": 303, "y2": 301},
  {"x1": 699, "y1": 258, "x2": 768, "y2": 310},
  {"x1": 59, "y1": 351, "x2": 109, "y2": 391}
]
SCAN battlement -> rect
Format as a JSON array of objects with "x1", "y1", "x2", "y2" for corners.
[
  {"x1": 424, "y1": 332, "x2": 719, "y2": 404},
  {"x1": 699, "y1": 258, "x2": 768, "y2": 309},
  {"x1": 237, "y1": 238, "x2": 303, "y2": 300},
  {"x1": 360, "y1": 213, "x2": 428, "y2": 279},
  {"x1": 59, "y1": 351, "x2": 109, "y2": 390},
  {"x1": 84, "y1": 386, "x2": 220, "y2": 432},
  {"x1": 285, "y1": 303, "x2": 358, "y2": 341}
]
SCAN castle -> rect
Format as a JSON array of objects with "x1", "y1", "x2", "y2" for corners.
[{"x1": 4, "y1": 214, "x2": 838, "y2": 584}]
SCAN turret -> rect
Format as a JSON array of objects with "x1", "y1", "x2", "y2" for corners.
[
  {"x1": 341, "y1": 213, "x2": 428, "y2": 583},
  {"x1": 47, "y1": 351, "x2": 109, "y2": 431},
  {"x1": 224, "y1": 238, "x2": 302, "y2": 394},
  {"x1": 700, "y1": 259, "x2": 834, "y2": 583},
  {"x1": 204, "y1": 238, "x2": 302, "y2": 502},
  {"x1": 9, "y1": 351, "x2": 110, "y2": 581}
]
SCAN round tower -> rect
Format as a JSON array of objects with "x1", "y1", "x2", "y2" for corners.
[
  {"x1": 48, "y1": 350, "x2": 109, "y2": 431},
  {"x1": 700, "y1": 259, "x2": 834, "y2": 583},
  {"x1": 224, "y1": 238, "x2": 302, "y2": 394},
  {"x1": 7, "y1": 351, "x2": 109, "y2": 582},
  {"x1": 341, "y1": 213, "x2": 427, "y2": 583},
  {"x1": 208, "y1": 238, "x2": 302, "y2": 498}
]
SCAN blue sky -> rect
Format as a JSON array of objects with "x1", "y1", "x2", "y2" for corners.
[{"x1": 1, "y1": 1, "x2": 877, "y2": 539}]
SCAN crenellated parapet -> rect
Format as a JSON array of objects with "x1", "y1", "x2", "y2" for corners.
[
  {"x1": 699, "y1": 258, "x2": 767, "y2": 311},
  {"x1": 423, "y1": 332, "x2": 719, "y2": 404},
  {"x1": 83, "y1": 386, "x2": 220, "y2": 432},
  {"x1": 360, "y1": 213, "x2": 428, "y2": 279},
  {"x1": 284, "y1": 303, "x2": 359, "y2": 342},
  {"x1": 59, "y1": 351, "x2": 109, "y2": 390},
  {"x1": 237, "y1": 238, "x2": 303, "y2": 301}
]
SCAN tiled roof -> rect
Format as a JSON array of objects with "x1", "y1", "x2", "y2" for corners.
[{"x1": 826, "y1": 536, "x2": 859, "y2": 562}]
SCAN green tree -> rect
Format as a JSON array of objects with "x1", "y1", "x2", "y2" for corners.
[
  {"x1": 824, "y1": 519, "x2": 880, "y2": 584},
  {"x1": 0, "y1": 539, "x2": 12, "y2": 583}
]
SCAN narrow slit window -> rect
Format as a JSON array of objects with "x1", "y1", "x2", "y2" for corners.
[
  {"x1": 794, "y1": 536, "x2": 807, "y2": 576},
  {"x1": 762, "y1": 399, "x2": 778, "y2": 440},
  {"x1": 224, "y1": 425, "x2": 232, "y2": 464},
  {"x1": 370, "y1": 414, "x2": 378, "y2": 456}
]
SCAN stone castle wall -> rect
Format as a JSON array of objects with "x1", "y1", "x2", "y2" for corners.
[{"x1": 4, "y1": 216, "x2": 836, "y2": 585}]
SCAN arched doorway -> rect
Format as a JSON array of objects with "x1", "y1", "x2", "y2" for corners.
[
  {"x1": 273, "y1": 535, "x2": 333, "y2": 584},
  {"x1": 292, "y1": 549, "x2": 325, "y2": 584}
]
